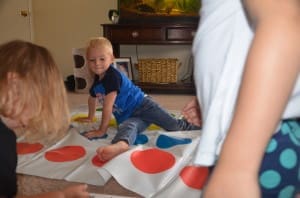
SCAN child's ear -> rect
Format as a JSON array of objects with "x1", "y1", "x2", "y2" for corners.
[{"x1": 111, "y1": 55, "x2": 115, "y2": 64}]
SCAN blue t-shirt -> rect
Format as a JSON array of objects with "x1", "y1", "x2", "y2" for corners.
[{"x1": 89, "y1": 65, "x2": 145, "y2": 124}]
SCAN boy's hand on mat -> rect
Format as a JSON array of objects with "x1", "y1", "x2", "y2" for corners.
[{"x1": 83, "y1": 129, "x2": 105, "y2": 139}]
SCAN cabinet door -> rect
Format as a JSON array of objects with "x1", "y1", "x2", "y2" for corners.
[
  {"x1": 167, "y1": 27, "x2": 196, "y2": 41},
  {"x1": 108, "y1": 27, "x2": 164, "y2": 44}
]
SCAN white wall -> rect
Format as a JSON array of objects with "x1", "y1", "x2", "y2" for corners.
[{"x1": 32, "y1": 0, "x2": 117, "y2": 78}]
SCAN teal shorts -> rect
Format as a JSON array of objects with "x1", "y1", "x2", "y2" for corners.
[{"x1": 259, "y1": 118, "x2": 300, "y2": 198}]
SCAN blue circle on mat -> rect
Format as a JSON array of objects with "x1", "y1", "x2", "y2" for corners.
[
  {"x1": 156, "y1": 134, "x2": 192, "y2": 149},
  {"x1": 134, "y1": 134, "x2": 148, "y2": 145},
  {"x1": 80, "y1": 131, "x2": 108, "y2": 140}
]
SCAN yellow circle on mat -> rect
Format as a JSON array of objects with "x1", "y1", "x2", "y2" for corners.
[
  {"x1": 106, "y1": 118, "x2": 160, "y2": 130},
  {"x1": 71, "y1": 113, "x2": 98, "y2": 122},
  {"x1": 71, "y1": 113, "x2": 161, "y2": 130}
]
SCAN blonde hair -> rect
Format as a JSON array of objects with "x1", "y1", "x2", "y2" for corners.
[
  {"x1": 86, "y1": 37, "x2": 114, "y2": 57},
  {"x1": 0, "y1": 40, "x2": 69, "y2": 143}
]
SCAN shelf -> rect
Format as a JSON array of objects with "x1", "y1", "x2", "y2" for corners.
[{"x1": 102, "y1": 23, "x2": 197, "y2": 94}]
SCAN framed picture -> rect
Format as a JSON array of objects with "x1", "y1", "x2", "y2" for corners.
[{"x1": 113, "y1": 57, "x2": 133, "y2": 80}]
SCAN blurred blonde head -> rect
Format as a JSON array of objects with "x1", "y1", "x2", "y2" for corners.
[
  {"x1": 86, "y1": 37, "x2": 114, "y2": 58},
  {"x1": 0, "y1": 40, "x2": 69, "y2": 143}
]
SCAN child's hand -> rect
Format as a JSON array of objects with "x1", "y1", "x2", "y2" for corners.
[
  {"x1": 62, "y1": 184, "x2": 89, "y2": 198},
  {"x1": 73, "y1": 117, "x2": 93, "y2": 123},
  {"x1": 83, "y1": 129, "x2": 106, "y2": 139},
  {"x1": 181, "y1": 97, "x2": 202, "y2": 127}
]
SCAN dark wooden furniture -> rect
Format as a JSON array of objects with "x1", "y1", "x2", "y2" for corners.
[{"x1": 102, "y1": 23, "x2": 197, "y2": 94}]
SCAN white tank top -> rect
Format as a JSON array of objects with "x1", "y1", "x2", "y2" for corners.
[{"x1": 192, "y1": 0, "x2": 300, "y2": 166}]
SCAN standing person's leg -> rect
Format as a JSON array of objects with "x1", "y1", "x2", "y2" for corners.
[
  {"x1": 258, "y1": 119, "x2": 300, "y2": 198},
  {"x1": 132, "y1": 96, "x2": 200, "y2": 131}
]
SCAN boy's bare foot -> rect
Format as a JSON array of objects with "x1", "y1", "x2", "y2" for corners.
[{"x1": 96, "y1": 141, "x2": 129, "y2": 161}]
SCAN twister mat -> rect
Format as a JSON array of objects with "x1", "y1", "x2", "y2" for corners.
[{"x1": 17, "y1": 105, "x2": 208, "y2": 197}]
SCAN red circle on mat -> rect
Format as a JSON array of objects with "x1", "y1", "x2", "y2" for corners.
[
  {"x1": 91, "y1": 155, "x2": 107, "y2": 167},
  {"x1": 130, "y1": 148, "x2": 175, "y2": 174},
  {"x1": 180, "y1": 166, "x2": 209, "y2": 190},
  {"x1": 45, "y1": 145, "x2": 86, "y2": 162},
  {"x1": 17, "y1": 142, "x2": 44, "y2": 155}
]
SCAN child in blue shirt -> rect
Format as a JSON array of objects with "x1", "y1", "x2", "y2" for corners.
[{"x1": 78, "y1": 37, "x2": 200, "y2": 161}]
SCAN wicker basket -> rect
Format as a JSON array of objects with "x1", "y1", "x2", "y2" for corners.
[{"x1": 137, "y1": 58, "x2": 178, "y2": 83}]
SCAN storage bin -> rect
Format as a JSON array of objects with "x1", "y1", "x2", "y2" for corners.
[{"x1": 137, "y1": 58, "x2": 178, "y2": 83}]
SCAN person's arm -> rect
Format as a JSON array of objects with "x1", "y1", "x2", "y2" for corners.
[
  {"x1": 87, "y1": 96, "x2": 97, "y2": 120},
  {"x1": 84, "y1": 91, "x2": 117, "y2": 138},
  {"x1": 204, "y1": 0, "x2": 300, "y2": 197},
  {"x1": 74, "y1": 96, "x2": 96, "y2": 122},
  {"x1": 98, "y1": 91, "x2": 117, "y2": 133},
  {"x1": 17, "y1": 184, "x2": 89, "y2": 198}
]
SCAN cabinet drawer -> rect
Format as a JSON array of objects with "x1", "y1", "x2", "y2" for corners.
[
  {"x1": 108, "y1": 27, "x2": 164, "y2": 43},
  {"x1": 166, "y1": 27, "x2": 196, "y2": 41}
]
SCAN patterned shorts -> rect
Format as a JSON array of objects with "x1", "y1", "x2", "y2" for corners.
[{"x1": 259, "y1": 118, "x2": 300, "y2": 198}]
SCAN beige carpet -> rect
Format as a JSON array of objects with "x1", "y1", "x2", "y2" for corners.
[{"x1": 17, "y1": 92, "x2": 194, "y2": 197}]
